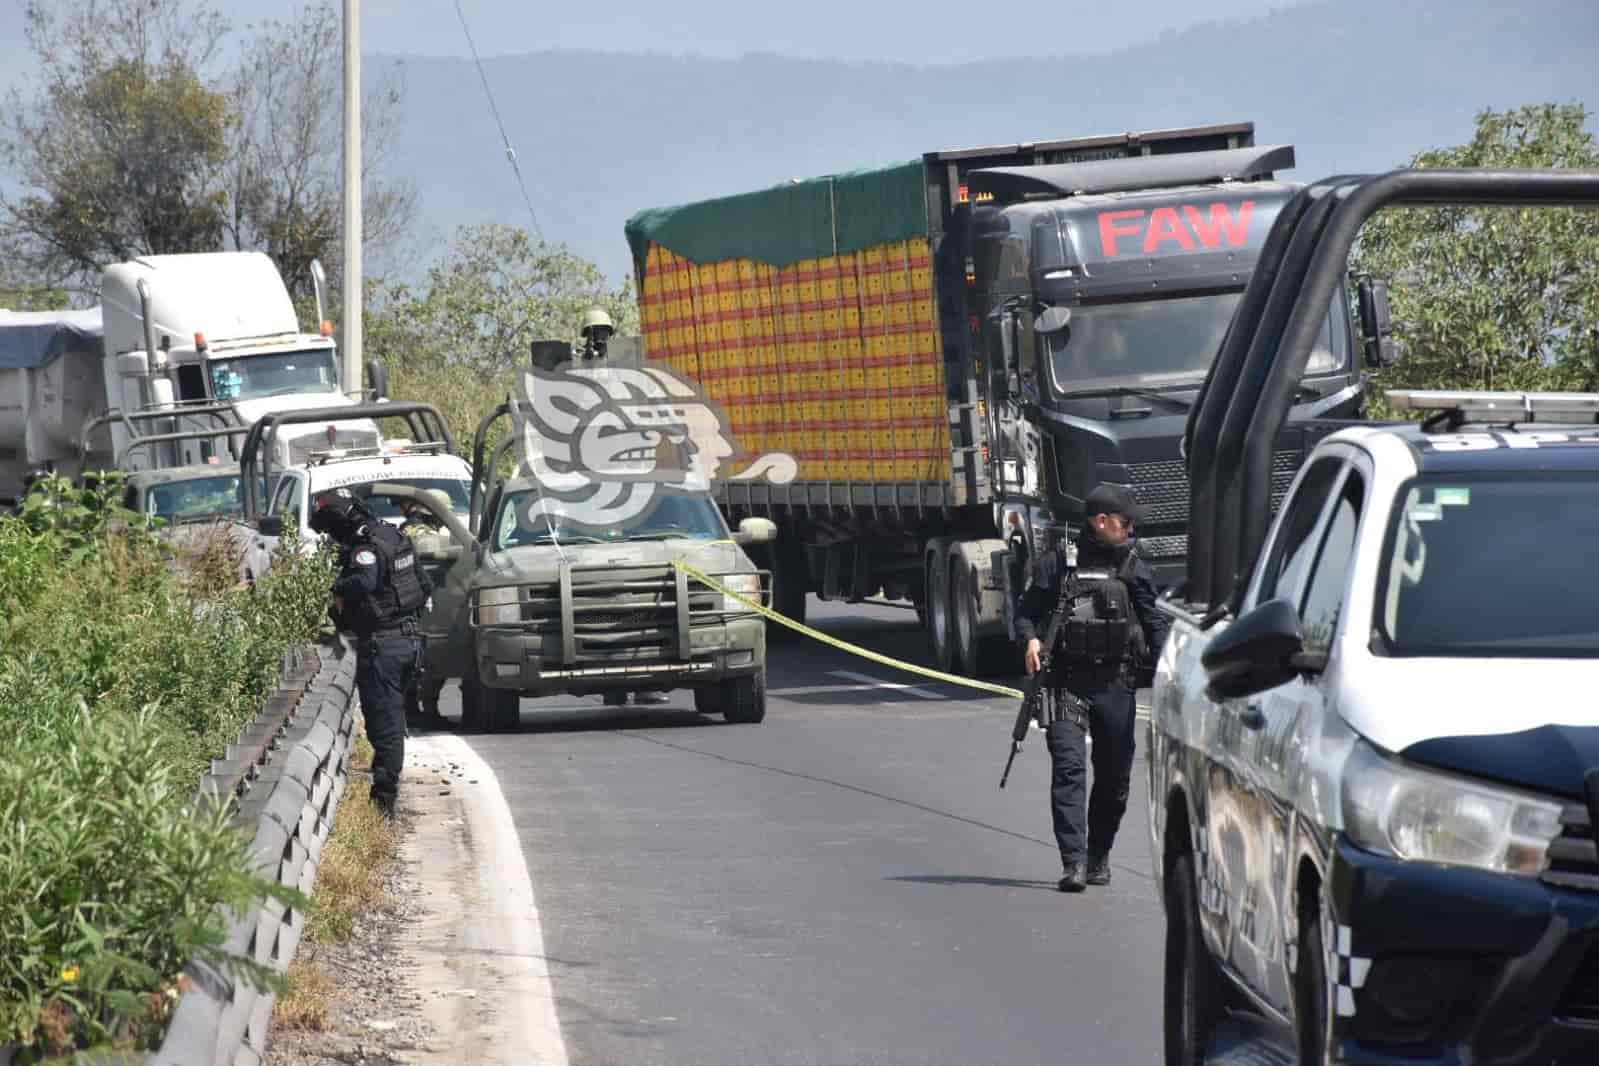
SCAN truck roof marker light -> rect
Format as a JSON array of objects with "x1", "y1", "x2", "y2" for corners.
[
  {"x1": 320, "y1": 320, "x2": 334, "y2": 337},
  {"x1": 326, "y1": 424, "x2": 338, "y2": 445},
  {"x1": 194, "y1": 332, "x2": 207, "y2": 351}
]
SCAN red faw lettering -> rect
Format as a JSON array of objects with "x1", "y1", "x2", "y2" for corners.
[{"x1": 1097, "y1": 200, "x2": 1257, "y2": 257}]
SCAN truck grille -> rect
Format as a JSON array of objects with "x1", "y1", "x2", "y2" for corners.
[
  {"x1": 1542, "y1": 803, "x2": 1599, "y2": 893},
  {"x1": 1123, "y1": 451, "x2": 1303, "y2": 560}
]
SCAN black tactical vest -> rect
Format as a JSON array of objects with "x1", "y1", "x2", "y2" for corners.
[
  {"x1": 355, "y1": 522, "x2": 428, "y2": 631},
  {"x1": 1049, "y1": 549, "x2": 1147, "y2": 683}
]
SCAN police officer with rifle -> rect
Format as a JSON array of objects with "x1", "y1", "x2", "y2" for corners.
[
  {"x1": 309, "y1": 488, "x2": 432, "y2": 819},
  {"x1": 1007, "y1": 485, "x2": 1169, "y2": 893}
]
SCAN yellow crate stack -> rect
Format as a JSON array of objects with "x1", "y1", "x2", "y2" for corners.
[{"x1": 638, "y1": 239, "x2": 952, "y2": 485}]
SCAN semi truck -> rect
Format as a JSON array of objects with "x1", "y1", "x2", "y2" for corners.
[
  {"x1": 0, "y1": 251, "x2": 383, "y2": 503},
  {"x1": 624, "y1": 121, "x2": 1392, "y2": 675}
]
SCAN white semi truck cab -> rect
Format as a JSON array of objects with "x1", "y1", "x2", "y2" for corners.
[{"x1": 99, "y1": 252, "x2": 381, "y2": 471}]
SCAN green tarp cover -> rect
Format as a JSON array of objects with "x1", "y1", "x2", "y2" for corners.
[{"x1": 625, "y1": 161, "x2": 928, "y2": 279}]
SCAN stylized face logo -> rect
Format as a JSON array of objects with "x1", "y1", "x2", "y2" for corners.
[{"x1": 507, "y1": 360, "x2": 795, "y2": 534}]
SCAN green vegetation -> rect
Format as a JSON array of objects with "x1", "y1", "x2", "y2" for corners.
[
  {"x1": 1355, "y1": 104, "x2": 1599, "y2": 402},
  {"x1": 0, "y1": 474, "x2": 335, "y2": 1058}
]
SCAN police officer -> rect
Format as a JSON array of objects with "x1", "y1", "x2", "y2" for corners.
[
  {"x1": 577, "y1": 307, "x2": 614, "y2": 361},
  {"x1": 1016, "y1": 485, "x2": 1169, "y2": 892},
  {"x1": 309, "y1": 488, "x2": 432, "y2": 819}
]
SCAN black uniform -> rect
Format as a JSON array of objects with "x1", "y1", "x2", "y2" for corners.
[
  {"x1": 1016, "y1": 526, "x2": 1169, "y2": 884},
  {"x1": 313, "y1": 492, "x2": 432, "y2": 817}
]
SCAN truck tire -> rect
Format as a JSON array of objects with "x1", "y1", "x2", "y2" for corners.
[
  {"x1": 951, "y1": 555, "x2": 1011, "y2": 678},
  {"x1": 1296, "y1": 894, "x2": 1332, "y2": 1066},
  {"x1": 459, "y1": 676, "x2": 485, "y2": 733},
  {"x1": 926, "y1": 555, "x2": 956, "y2": 673},
  {"x1": 720, "y1": 672, "x2": 767, "y2": 724},
  {"x1": 768, "y1": 541, "x2": 807, "y2": 637},
  {"x1": 1164, "y1": 850, "x2": 1228, "y2": 1066},
  {"x1": 694, "y1": 685, "x2": 722, "y2": 715},
  {"x1": 486, "y1": 687, "x2": 521, "y2": 733}
]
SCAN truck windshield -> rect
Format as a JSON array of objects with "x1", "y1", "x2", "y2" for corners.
[
  {"x1": 1045, "y1": 290, "x2": 1342, "y2": 395},
  {"x1": 494, "y1": 490, "x2": 728, "y2": 551},
  {"x1": 1376, "y1": 473, "x2": 1599, "y2": 658},
  {"x1": 146, "y1": 475, "x2": 244, "y2": 522},
  {"x1": 210, "y1": 349, "x2": 340, "y2": 400},
  {"x1": 359, "y1": 478, "x2": 472, "y2": 521}
]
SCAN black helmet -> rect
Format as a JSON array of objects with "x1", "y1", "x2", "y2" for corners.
[{"x1": 308, "y1": 487, "x2": 366, "y2": 541}]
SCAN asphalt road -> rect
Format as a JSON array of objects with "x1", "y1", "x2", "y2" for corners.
[{"x1": 436, "y1": 598, "x2": 1167, "y2": 1066}]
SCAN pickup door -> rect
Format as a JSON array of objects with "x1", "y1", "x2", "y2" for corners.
[{"x1": 1201, "y1": 444, "x2": 1372, "y2": 1014}]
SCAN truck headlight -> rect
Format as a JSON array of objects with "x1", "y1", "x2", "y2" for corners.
[
  {"x1": 720, "y1": 573, "x2": 762, "y2": 614},
  {"x1": 1340, "y1": 739, "x2": 1563, "y2": 876},
  {"x1": 477, "y1": 586, "x2": 520, "y2": 625}
]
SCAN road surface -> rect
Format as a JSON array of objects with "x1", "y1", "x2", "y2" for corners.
[{"x1": 435, "y1": 597, "x2": 1167, "y2": 1066}]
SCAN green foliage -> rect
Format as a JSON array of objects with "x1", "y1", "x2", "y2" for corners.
[
  {"x1": 1354, "y1": 103, "x2": 1599, "y2": 401},
  {"x1": 0, "y1": 476, "x2": 333, "y2": 1055},
  {"x1": 367, "y1": 223, "x2": 639, "y2": 378}
]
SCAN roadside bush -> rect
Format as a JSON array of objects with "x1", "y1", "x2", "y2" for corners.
[{"x1": 0, "y1": 474, "x2": 335, "y2": 1055}]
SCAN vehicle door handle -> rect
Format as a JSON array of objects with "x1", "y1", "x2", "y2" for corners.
[{"x1": 1238, "y1": 703, "x2": 1266, "y2": 730}]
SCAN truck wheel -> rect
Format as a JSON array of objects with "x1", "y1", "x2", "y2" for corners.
[
  {"x1": 694, "y1": 685, "x2": 722, "y2": 715},
  {"x1": 487, "y1": 687, "x2": 520, "y2": 733},
  {"x1": 769, "y1": 542, "x2": 807, "y2": 637},
  {"x1": 720, "y1": 672, "x2": 767, "y2": 724},
  {"x1": 1296, "y1": 894, "x2": 1333, "y2": 1066},
  {"x1": 1164, "y1": 850, "x2": 1228, "y2": 1066},
  {"x1": 459, "y1": 676, "x2": 485, "y2": 734},
  {"x1": 951, "y1": 556, "x2": 1011, "y2": 677},
  {"x1": 926, "y1": 556, "x2": 956, "y2": 673}
]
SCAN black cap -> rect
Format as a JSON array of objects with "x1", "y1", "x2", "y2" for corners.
[{"x1": 1083, "y1": 483, "x2": 1141, "y2": 523}]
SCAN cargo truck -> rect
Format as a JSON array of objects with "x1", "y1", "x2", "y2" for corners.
[
  {"x1": 624, "y1": 121, "x2": 1394, "y2": 675},
  {"x1": 0, "y1": 252, "x2": 384, "y2": 503}
]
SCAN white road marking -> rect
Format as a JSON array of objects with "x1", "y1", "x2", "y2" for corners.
[
  {"x1": 828, "y1": 670, "x2": 946, "y2": 700},
  {"x1": 419, "y1": 734, "x2": 570, "y2": 1066}
]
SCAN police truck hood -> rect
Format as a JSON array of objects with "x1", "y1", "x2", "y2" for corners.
[{"x1": 1344, "y1": 656, "x2": 1599, "y2": 799}]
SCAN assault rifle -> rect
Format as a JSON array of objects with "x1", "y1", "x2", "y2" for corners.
[{"x1": 999, "y1": 541, "x2": 1080, "y2": 789}]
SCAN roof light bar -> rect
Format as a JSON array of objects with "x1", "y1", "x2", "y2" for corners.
[{"x1": 1385, "y1": 389, "x2": 1599, "y2": 425}]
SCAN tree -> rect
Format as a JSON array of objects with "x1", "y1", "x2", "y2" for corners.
[
  {"x1": 368, "y1": 223, "x2": 638, "y2": 375},
  {"x1": 1353, "y1": 103, "x2": 1599, "y2": 394},
  {"x1": 0, "y1": 0, "x2": 233, "y2": 288},
  {"x1": 225, "y1": 1, "x2": 417, "y2": 305}
]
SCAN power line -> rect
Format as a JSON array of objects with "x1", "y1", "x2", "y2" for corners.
[{"x1": 451, "y1": 0, "x2": 544, "y2": 241}]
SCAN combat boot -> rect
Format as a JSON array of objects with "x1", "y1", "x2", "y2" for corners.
[{"x1": 1058, "y1": 862, "x2": 1087, "y2": 893}]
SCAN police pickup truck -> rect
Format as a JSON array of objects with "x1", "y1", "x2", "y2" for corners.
[{"x1": 1150, "y1": 389, "x2": 1599, "y2": 1064}]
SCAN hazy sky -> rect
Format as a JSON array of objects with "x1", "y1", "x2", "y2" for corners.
[{"x1": 1, "y1": 0, "x2": 1306, "y2": 68}]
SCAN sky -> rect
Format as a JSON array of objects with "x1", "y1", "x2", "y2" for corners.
[{"x1": 1, "y1": 0, "x2": 1303, "y2": 69}]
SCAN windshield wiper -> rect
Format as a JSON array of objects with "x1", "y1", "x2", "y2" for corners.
[
  {"x1": 1063, "y1": 386, "x2": 1195, "y2": 411},
  {"x1": 626, "y1": 528, "x2": 707, "y2": 541},
  {"x1": 519, "y1": 533, "x2": 606, "y2": 546}
]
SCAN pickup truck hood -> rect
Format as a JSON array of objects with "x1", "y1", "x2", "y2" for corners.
[
  {"x1": 482, "y1": 537, "x2": 749, "y2": 583},
  {"x1": 1351, "y1": 657, "x2": 1599, "y2": 800}
]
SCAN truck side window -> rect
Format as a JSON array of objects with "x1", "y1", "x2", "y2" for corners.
[
  {"x1": 1253, "y1": 457, "x2": 1343, "y2": 605},
  {"x1": 1298, "y1": 472, "x2": 1365, "y2": 654}
]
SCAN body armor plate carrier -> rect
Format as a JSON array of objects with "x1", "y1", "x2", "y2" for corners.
[{"x1": 358, "y1": 522, "x2": 429, "y2": 631}]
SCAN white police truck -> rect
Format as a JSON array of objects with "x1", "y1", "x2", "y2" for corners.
[{"x1": 1150, "y1": 390, "x2": 1599, "y2": 1065}]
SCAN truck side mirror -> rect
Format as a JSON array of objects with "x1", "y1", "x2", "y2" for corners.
[
  {"x1": 1199, "y1": 597, "x2": 1306, "y2": 701},
  {"x1": 256, "y1": 515, "x2": 284, "y2": 538},
  {"x1": 366, "y1": 359, "x2": 389, "y2": 401},
  {"x1": 734, "y1": 516, "x2": 776, "y2": 546},
  {"x1": 1357, "y1": 278, "x2": 1399, "y2": 369},
  {"x1": 1034, "y1": 305, "x2": 1072, "y2": 336}
]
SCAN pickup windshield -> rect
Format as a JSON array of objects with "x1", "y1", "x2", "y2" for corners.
[
  {"x1": 1376, "y1": 473, "x2": 1599, "y2": 657},
  {"x1": 494, "y1": 490, "x2": 727, "y2": 551},
  {"x1": 145, "y1": 474, "x2": 244, "y2": 522},
  {"x1": 356, "y1": 478, "x2": 471, "y2": 521},
  {"x1": 210, "y1": 349, "x2": 340, "y2": 400},
  {"x1": 1045, "y1": 290, "x2": 1343, "y2": 395}
]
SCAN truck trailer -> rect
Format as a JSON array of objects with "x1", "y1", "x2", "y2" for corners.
[
  {"x1": 0, "y1": 252, "x2": 383, "y2": 502},
  {"x1": 624, "y1": 121, "x2": 1390, "y2": 675}
]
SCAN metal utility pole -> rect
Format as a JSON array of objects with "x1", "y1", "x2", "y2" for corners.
[{"x1": 341, "y1": 0, "x2": 363, "y2": 396}]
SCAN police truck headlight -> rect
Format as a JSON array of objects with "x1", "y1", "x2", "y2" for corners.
[
  {"x1": 1340, "y1": 740, "x2": 1563, "y2": 876},
  {"x1": 720, "y1": 573, "x2": 762, "y2": 614},
  {"x1": 477, "y1": 586, "x2": 520, "y2": 625}
]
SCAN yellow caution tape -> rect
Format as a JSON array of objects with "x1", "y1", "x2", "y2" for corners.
[{"x1": 671, "y1": 559, "x2": 1026, "y2": 701}]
